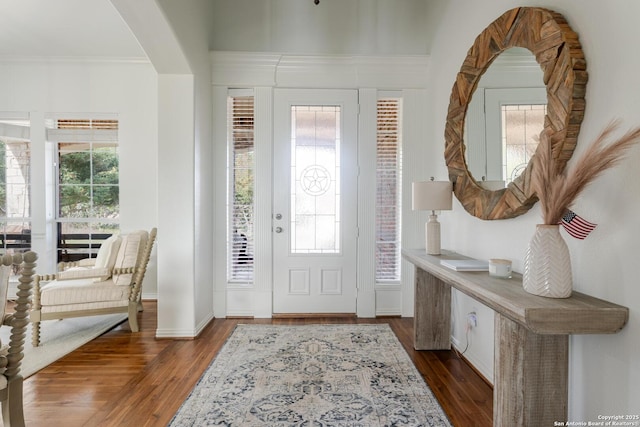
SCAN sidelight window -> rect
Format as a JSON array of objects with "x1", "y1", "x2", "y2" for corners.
[
  {"x1": 375, "y1": 98, "x2": 402, "y2": 282},
  {"x1": 227, "y1": 93, "x2": 255, "y2": 282}
]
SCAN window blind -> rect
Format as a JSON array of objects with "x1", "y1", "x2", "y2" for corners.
[
  {"x1": 375, "y1": 98, "x2": 402, "y2": 281},
  {"x1": 46, "y1": 118, "x2": 118, "y2": 143},
  {"x1": 227, "y1": 95, "x2": 255, "y2": 282}
]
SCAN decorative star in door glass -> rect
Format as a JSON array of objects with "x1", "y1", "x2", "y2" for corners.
[{"x1": 301, "y1": 165, "x2": 331, "y2": 196}]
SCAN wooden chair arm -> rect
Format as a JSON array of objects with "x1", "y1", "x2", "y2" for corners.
[
  {"x1": 112, "y1": 266, "x2": 137, "y2": 275},
  {"x1": 35, "y1": 273, "x2": 59, "y2": 283}
]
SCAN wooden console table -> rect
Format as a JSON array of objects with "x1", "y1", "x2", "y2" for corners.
[{"x1": 402, "y1": 249, "x2": 628, "y2": 427}]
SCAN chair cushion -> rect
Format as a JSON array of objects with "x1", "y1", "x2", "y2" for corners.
[
  {"x1": 94, "y1": 234, "x2": 122, "y2": 271},
  {"x1": 56, "y1": 235, "x2": 122, "y2": 282},
  {"x1": 112, "y1": 230, "x2": 148, "y2": 286},
  {"x1": 40, "y1": 278, "x2": 129, "y2": 306}
]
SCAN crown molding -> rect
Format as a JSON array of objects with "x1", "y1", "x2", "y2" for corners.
[
  {"x1": 0, "y1": 56, "x2": 151, "y2": 65},
  {"x1": 211, "y1": 51, "x2": 430, "y2": 89}
]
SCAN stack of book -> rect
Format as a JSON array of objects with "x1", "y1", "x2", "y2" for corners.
[{"x1": 439, "y1": 259, "x2": 489, "y2": 271}]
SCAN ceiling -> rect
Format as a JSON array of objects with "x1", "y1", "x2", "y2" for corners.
[
  {"x1": 0, "y1": 0, "x2": 441, "y2": 61},
  {"x1": 0, "y1": 0, "x2": 146, "y2": 59}
]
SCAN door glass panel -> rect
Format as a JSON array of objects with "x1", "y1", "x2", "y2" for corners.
[
  {"x1": 501, "y1": 104, "x2": 546, "y2": 184},
  {"x1": 290, "y1": 105, "x2": 340, "y2": 254}
]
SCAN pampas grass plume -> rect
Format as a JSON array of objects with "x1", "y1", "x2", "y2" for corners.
[{"x1": 532, "y1": 120, "x2": 640, "y2": 225}]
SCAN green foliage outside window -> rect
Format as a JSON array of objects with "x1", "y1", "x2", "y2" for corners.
[
  {"x1": 59, "y1": 145, "x2": 119, "y2": 221},
  {"x1": 233, "y1": 150, "x2": 254, "y2": 235}
]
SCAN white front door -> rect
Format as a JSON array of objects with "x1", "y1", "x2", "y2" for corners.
[{"x1": 272, "y1": 89, "x2": 358, "y2": 314}]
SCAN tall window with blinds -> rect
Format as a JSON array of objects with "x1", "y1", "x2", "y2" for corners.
[
  {"x1": 227, "y1": 94, "x2": 255, "y2": 282},
  {"x1": 375, "y1": 98, "x2": 402, "y2": 282}
]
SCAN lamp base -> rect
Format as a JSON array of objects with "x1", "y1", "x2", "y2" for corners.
[{"x1": 426, "y1": 214, "x2": 441, "y2": 255}]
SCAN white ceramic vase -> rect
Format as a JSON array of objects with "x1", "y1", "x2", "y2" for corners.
[{"x1": 523, "y1": 224, "x2": 573, "y2": 298}]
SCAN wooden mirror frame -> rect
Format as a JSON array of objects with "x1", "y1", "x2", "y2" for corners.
[{"x1": 444, "y1": 7, "x2": 587, "y2": 220}]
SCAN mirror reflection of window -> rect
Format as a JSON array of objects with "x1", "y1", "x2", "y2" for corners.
[
  {"x1": 464, "y1": 47, "x2": 546, "y2": 187},
  {"x1": 483, "y1": 87, "x2": 546, "y2": 184},
  {"x1": 501, "y1": 104, "x2": 546, "y2": 184}
]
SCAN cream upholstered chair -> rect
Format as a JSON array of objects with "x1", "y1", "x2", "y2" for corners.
[
  {"x1": 57, "y1": 233, "x2": 123, "y2": 278},
  {"x1": 31, "y1": 228, "x2": 156, "y2": 347},
  {"x1": 0, "y1": 251, "x2": 37, "y2": 427}
]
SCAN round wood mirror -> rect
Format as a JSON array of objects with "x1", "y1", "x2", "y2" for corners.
[{"x1": 444, "y1": 7, "x2": 587, "y2": 219}]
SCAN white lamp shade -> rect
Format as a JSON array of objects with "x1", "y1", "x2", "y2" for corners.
[{"x1": 412, "y1": 181, "x2": 453, "y2": 211}]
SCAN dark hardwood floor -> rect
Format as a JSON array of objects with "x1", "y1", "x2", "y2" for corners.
[{"x1": 22, "y1": 301, "x2": 492, "y2": 426}]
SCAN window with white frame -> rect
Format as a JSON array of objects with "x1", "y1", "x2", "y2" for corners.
[
  {"x1": 0, "y1": 115, "x2": 31, "y2": 254},
  {"x1": 227, "y1": 92, "x2": 255, "y2": 282},
  {"x1": 47, "y1": 117, "x2": 120, "y2": 262},
  {"x1": 375, "y1": 97, "x2": 403, "y2": 282}
]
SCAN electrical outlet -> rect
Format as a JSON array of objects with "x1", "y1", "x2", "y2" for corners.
[{"x1": 467, "y1": 311, "x2": 478, "y2": 328}]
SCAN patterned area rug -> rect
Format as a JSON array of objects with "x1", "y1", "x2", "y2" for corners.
[{"x1": 170, "y1": 324, "x2": 452, "y2": 426}]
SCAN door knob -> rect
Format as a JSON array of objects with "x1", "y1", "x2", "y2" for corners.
[
  {"x1": 275, "y1": 226, "x2": 283, "y2": 233},
  {"x1": 275, "y1": 213, "x2": 282, "y2": 220}
]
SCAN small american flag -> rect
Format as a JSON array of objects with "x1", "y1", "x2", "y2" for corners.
[{"x1": 561, "y1": 210, "x2": 597, "y2": 239}]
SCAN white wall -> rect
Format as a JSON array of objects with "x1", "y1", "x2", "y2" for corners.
[
  {"x1": 429, "y1": 0, "x2": 640, "y2": 419},
  {"x1": 0, "y1": 59, "x2": 158, "y2": 294},
  {"x1": 113, "y1": 0, "x2": 215, "y2": 337},
  {"x1": 156, "y1": 0, "x2": 215, "y2": 337},
  {"x1": 208, "y1": 0, "x2": 435, "y2": 55}
]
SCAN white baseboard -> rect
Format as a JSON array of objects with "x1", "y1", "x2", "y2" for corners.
[
  {"x1": 195, "y1": 312, "x2": 215, "y2": 336},
  {"x1": 375, "y1": 284, "x2": 402, "y2": 316},
  {"x1": 155, "y1": 328, "x2": 200, "y2": 338},
  {"x1": 226, "y1": 287, "x2": 255, "y2": 317},
  {"x1": 357, "y1": 289, "x2": 376, "y2": 317},
  {"x1": 224, "y1": 286, "x2": 405, "y2": 318},
  {"x1": 451, "y1": 334, "x2": 494, "y2": 385}
]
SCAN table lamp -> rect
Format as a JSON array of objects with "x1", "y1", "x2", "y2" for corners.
[{"x1": 412, "y1": 179, "x2": 453, "y2": 255}]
